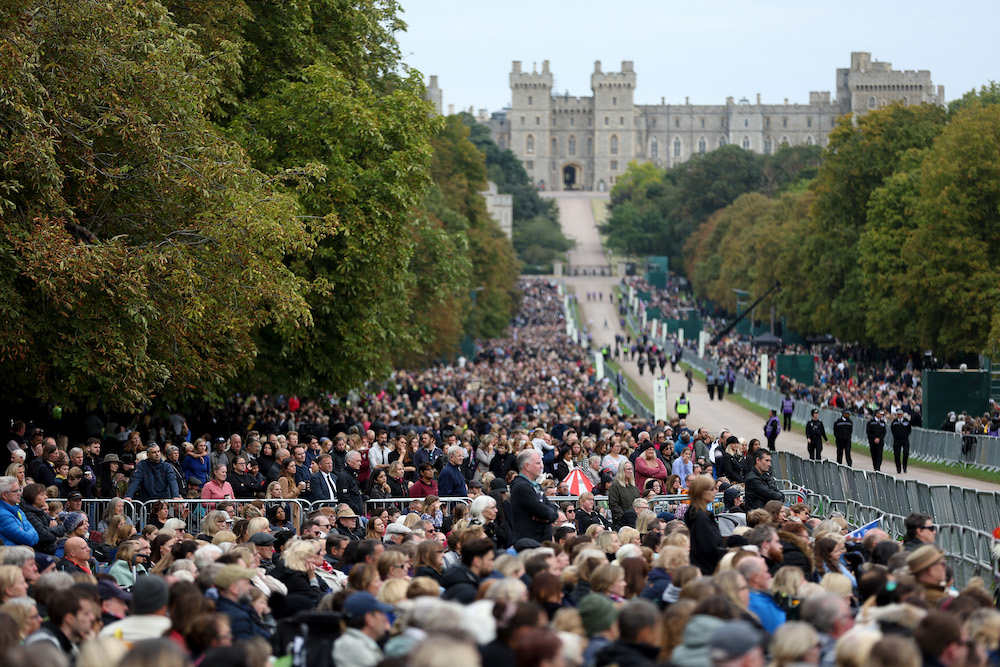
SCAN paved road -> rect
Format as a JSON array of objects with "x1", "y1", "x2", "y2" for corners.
[{"x1": 550, "y1": 190, "x2": 1000, "y2": 492}]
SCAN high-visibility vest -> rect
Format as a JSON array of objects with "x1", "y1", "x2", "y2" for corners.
[{"x1": 676, "y1": 398, "x2": 689, "y2": 415}]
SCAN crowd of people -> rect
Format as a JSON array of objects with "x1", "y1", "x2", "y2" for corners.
[
  {"x1": 618, "y1": 277, "x2": 1000, "y2": 432},
  {"x1": 0, "y1": 278, "x2": 993, "y2": 667}
]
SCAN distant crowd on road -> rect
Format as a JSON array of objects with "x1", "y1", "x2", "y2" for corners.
[{"x1": 0, "y1": 278, "x2": 989, "y2": 667}]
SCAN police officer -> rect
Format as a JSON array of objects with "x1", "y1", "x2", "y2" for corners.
[
  {"x1": 706, "y1": 372, "x2": 716, "y2": 400},
  {"x1": 763, "y1": 409, "x2": 781, "y2": 452},
  {"x1": 833, "y1": 409, "x2": 854, "y2": 466},
  {"x1": 805, "y1": 408, "x2": 828, "y2": 461},
  {"x1": 675, "y1": 393, "x2": 690, "y2": 419},
  {"x1": 781, "y1": 394, "x2": 795, "y2": 431},
  {"x1": 867, "y1": 409, "x2": 887, "y2": 472},
  {"x1": 891, "y1": 410, "x2": 912, "y2": 474}
]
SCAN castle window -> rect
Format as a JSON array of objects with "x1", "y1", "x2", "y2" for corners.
[
  {"x1": 673, "y1": 138, "x2": 681, "y2": 157},
  {"x1": 604, "y1": 116, "x2": 609, "y2": 126},
  {"x1": 807, "y1": 117, "x2": 812, "y2": 127},
  {"x1": 499, "y1": 137, "x2": 506, "y2": 149},
  {"x1": 650, "y1": 137, "x2": 658, "y2": 158},
  {"x1": 587, "y1": 137, "x2": 593, "y2": 155},
  {"x1": 652, "y1": 118, "x2": 656, "y2": 127},
  {"x1": 526, "y1": 160, "x2": 534, "y2": 169},
  {"x1": 869, "y1": 97, "x2": 876, "y2": 109},
  {"x1": 700, "y1": 118, "x2": 705, "y2": 128},
  {"x1": 526, "y1": 135, "x2": 534, "y2": 154},
  {"x1": 766, "y1": 117, "x2": 771, "y2": 129},
  {"x1": 805, "y1": 135, "x2": 814, "y2": 145},
  {"x1": 742, "y1": 136, "x2": 750, "y2": 150},
  {"x1": 902, "y1": 97, "x2": 908, "y2": 106},
  {"x1": 570, "y1": 117, "x2": 574, "y2": 126},
  {"x1": 528, "y1": 96, "x2": 533, "y2": 105},
  {"x1": 613, "y1": 97, "x2": 617, "y2": 106},
  {"x1": 520, "y1": 116, "x2": 525, "y2": 126},
  {"x1": 783, "y1": 117, "x2": 788, "y2": 128},
  {"x1": 536, "y1": 116, "x2": 540, "y2": 125},
  {"x1": 551, "y1": 138, "x2": 557, "y2": 154},
  {"x1": 568, "y1": 136, "x2": 576, "y2": 155},
  {"x1": 764, "y1": 138, "x2": 772, "y2": 155},
  {"x1": 744, "y1": 119, "x2": 749, "y2": 127},
  {"x1": 611, "y1": 160, "x2": 618, "y2": 171},
  {"x1": 610, "y1": 135, "x2": 619, "y2": 155},
  {"x1": 675, "y1": 118, "x2": 679, "y2": 128},
  {"x1": 780, "y1": 136, "x2": 789, "y2": 146},
  {"x1": 619, "y1": 116, "x2": 624, "y2": 126},
  {"x1": 698, "y1": 137, "x2": 706, "y2": 153},
  {"x1": 719, "y1": 137, "x2": 727, "y2": 147}
]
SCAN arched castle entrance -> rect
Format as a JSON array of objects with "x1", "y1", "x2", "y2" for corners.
[{"x1": 562, "y1": 163, "x2": 582, "y2": 191}]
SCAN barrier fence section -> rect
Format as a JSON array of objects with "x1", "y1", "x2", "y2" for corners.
[{"x1": 771, "y1": 451, "x2": 1000, "y2": 589}]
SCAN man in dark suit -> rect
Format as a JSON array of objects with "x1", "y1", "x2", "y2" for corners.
[
  {"x1": 336, "y1": 451, "x2": 364, "y2": 516},
  {"x1": 308, "y1": 454, "x2": 338, "y2": 505},
  {"x1": 509, "y1": 449, "x2": 558, "y2": 542}
]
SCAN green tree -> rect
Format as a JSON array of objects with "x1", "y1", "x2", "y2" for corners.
[
  {"x1": 781, "y1": 104, "x2": 946, "y2": 339},
  {"x1": 0, "y1": 0, "x2": 316, "y2": 410},
  {"x1": 948, "y1": 81, "x2": 1000, "y2": 117},
  {"x1": 902, "y1": 105, "x2": 1000, "y2": 355}
]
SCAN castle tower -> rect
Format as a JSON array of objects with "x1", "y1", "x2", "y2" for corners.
[
  {"x1": 591, "y1": 61, "x2": 636, "y2": 191},
  {"x1": 425, "y1": 75, "x2": 444, "y2": 115},
  {"x1": 509, "y1": 60, "x2": 553, "y2": 189}
]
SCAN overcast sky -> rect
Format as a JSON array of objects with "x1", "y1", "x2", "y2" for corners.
[{"x1": 396, "y1": 0, "x2": 999, "y2": 113}]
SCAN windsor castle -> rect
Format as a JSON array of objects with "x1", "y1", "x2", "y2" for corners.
[{"x1": 438, "y1": 53, "x2": 943, "y2": 192}]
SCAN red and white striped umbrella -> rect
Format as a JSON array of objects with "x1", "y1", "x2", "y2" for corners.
[{"x1": 564, "y1": 469, "x2": 594, "y2": 495}]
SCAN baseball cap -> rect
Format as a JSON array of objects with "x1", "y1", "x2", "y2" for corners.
[
  {"x1": 97, "y1": 579, "x2": 132, "y2": 603},
  {"x1": 343, "y1": 591, "x2": 393, "y2": 619},
  {"x1": 67, "y1": 492, "x2": 83, "y2": 501}
]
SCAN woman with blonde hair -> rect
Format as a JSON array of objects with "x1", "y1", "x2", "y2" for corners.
[
  {"x1": 0, "y1": 599, "x2": 40, "y2": 639},
  {"x1": 589, "y1": 562, "x2": 626, "y2": 602},
  {"x1": 0, "y1": 566, "x2": 28, "y2": 602},
  {"x1": 635, "y1": 510, "x2": 658, "y2": 535},
  {"x1": 714, "y1": 569, "x2": 761, "y2": 629},
  {"x1": 684, "y1": 475, "x2": 724, "y2": 575},
  {"x1": 377, "y1": 577, "x2": 409, "y2": 605},
  {"x1": 272, "y1": 538, "x2": 325, "y2": 618},
  {"x1": 377, "y1": 550, "x2": 410, "y2": 581},
  {"x1": 772, "y1": 565, "x2": 807, "y2": 616},
  {"x1": 347, "y1": 562, "x2": 382, "y2": 596},
  {"x1": 608, "y1": 460, "x2": 639, "y2": 526},
  {"x1": 819, "y1": 572, "x2": 854, "y2": 602},
  {"x1": 101, "y1": 515, "x2": 136, "y2": 549},
  {"x1": 197, "y1": 509, "x2": 231, "y2": 541},
  {"x1": 769, "y1": 621, "x2": 820, "y2": 667},
  {"x1": 4, "y1": 463, "x2": 24, "y2": 488},
  {"x1": 158, "y1": 517, "x2": 186, "y2": 540},
  {"x1": 109, "y1": 540, "x2": 148, "y2": 587},
  {"x1": 594, "y1": 531, "x2": 621, "y2": 561}
]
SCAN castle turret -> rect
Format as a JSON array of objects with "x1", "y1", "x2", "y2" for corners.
[
  {"x1": 509, "y1": 60, "x2": 553, "y2": 188},
  {"x1": 591, "y1": 61, "x2": 636, "y2": 191}
]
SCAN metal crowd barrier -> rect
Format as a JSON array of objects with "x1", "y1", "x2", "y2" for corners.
[{"x1": 770, "y1": 450, "x2": 1000, "y2": 589}]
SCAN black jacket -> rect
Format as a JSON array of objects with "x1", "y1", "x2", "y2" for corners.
[
  {"x1": 684, "y1": 506, "x2": 724, "y2": 575},
  {"x1": 335, "y1": 468, "x2": 364, "y2": 516},
  {"x1": 891, "y1": 418, "x2": 912, "y2": 443},
  {"x1": 20, "y1": 501, "x2": 64, "y2": 554},
  {"x1": 833, "y1": 417, "x2": 853, "y2": 442},
  {"x1": 718, "y1": 451, "x2": 744, "y2": 483},
  {"x1": 270, "y1": 561, "x2": 327, "y2": 619},
  {"x1": 594, "y1": 639, "x2": 660, "y2": 667},
  {"x1": 414, "y1": 565, "x2": 443, "y2": 585},
  {"x1": 867, "y1": 418, "x2": 887, "y2": 446},
  {"x1": 806, "y1": 418, "x2": 828, "y2": 443},
  {"x1": 744, "y1": 467, "x2": 783, "y2": 510},
  {"x1": 441, "y1": 562, "x2": 480, "y2": 604},
  {"x1": 509, "y1": 475, "x2": 558, "y2": 542}
]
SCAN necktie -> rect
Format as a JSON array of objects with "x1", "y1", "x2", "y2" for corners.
[{"x1": 326, "y1": 473, "x2": 336, "y2": 500}]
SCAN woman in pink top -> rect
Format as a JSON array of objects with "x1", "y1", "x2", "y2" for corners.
[
  {"x1": 634, "y1": 444, "x2": 669, "y2": 493},
  {"x1": 201, "y1": 463, "x2": 235, "y2": 508}
]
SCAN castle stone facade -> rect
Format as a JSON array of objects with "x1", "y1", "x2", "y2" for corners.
[{"x1": 485, "y1": 53, "x2": 943, "y2": 192}]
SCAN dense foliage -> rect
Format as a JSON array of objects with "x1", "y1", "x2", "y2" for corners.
[
  {"x1": 636, "y1": 89, "x2": 1000, "y2": 357},
  {"x1": 0, "y1": 0, "x2": 518, "y2": 410}
]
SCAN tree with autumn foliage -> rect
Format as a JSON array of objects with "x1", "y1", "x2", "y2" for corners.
[{"x1": 0, "y1": 0, "x2": 319, "y2": 410}]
